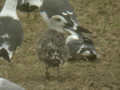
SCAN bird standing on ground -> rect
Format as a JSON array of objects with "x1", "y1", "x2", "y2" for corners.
[
  {"x1": 37, "y1": 15, "x2": 70, "y2": 78},
  {"x1": 37, "y1": 30, "x2": 69, "y2": 78},
  {"x1": 0, "y1": 77, "x2": 25, "y2": 90},
  {"x1": 0, "y1": 0, "x2": 24, "y2": 62}
]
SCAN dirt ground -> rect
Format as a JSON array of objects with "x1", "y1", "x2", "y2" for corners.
[{"x1": 0, "y1": 0, "x2": 120, "y2": 90}]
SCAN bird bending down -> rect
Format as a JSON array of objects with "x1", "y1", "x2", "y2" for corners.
[
  {"x1": 0, "y1": 0, "x2": 24, "y2": 62},
  {"x1": 19, "y1": 0, "x2": 82, "y2": 31},
  {"x1": 66, "y1": 29, "x2": 98, "y2": 61},
  {"x1": 17, "y1": 0, "x2": 42, "y2": 12},
  {"x1": 0, "y1": 77, "x2": 25, "y2": 90},
  {"x1": 40, "y1": 0, "x2": 79, "y2": 31}
]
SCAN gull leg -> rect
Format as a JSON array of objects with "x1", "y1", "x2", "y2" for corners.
[
  {"x1": 57, "y1": 66, "x2": 60, "y2": 78},
  {"x1": 45, "y1": 64, "x2": 50, "y2": 79}
]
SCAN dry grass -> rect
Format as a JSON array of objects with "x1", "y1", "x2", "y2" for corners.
[{"x1": 0, "y1": 0, "x2": 120, "y2": 90}]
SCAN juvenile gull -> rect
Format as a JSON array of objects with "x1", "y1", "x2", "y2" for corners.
[
  {"x1": 37, "y1": 15, "x2": 70, "y2": 78},
  {"x1": 37, "y1": 30, "x2": 69, "y2": 78}
]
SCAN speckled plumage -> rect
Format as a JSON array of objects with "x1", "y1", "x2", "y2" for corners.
[
  {"x1": 37, "y1": 30, "x2": 69, "y2": 67},
  {"x1": 37, "y1": 29, "x2": 69, "y2": 77}
]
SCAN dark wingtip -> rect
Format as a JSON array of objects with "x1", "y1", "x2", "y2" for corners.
[
  {"x1": 17, "y1": 3, "x2": 39, "y2": 12},
  {"x1": 0, "y1": 48, "x2": 11, "y2": 63},
  {"x1": 76, "y1": 26, "x2": 92, "y2": 34},
  {"x1": 86, "y1": 54, "x2": 97, "y2": 61}
]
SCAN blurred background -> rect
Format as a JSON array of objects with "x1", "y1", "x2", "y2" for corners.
[{"x1": 0, "y1": 0, "x2": 120, "y2": 90}]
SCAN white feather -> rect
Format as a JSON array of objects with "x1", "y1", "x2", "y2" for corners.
[
  {"x1": 0, "y1": 43, "x2": 13, "y2": 59},
  {"x1": 0, "y1": 0, "x2": 19, "y2": 20},
  {"x1": 1, "y1": 34, "x2": 9, "y2": 38},
  {"x1": 25, "y1": 0, "x2": 43, "y2": 8},
  {"x1": 0, "y1": 78, "x2": 4, "y2": 86},
  {"x1": 66, "y1": 11, "x2": 73, "y2": 15},
  {"x1": 77, "y1": 44, "x2": 85, "y2": 54},
  {"x1": 40, "y1": 11, "x2": 49, "y2": 23},
  {"x1": 0, "y1": 78, "x2": 25, "y2": 90},
  {"x1": 62, "y1": 12, "x2": 68, "y2": 16},
  {"x1": 71, "y1": 18, "x2": 78, "y2": 30}
]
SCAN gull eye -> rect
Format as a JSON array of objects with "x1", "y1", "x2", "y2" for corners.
[{"x1": 55, "y1": 18, "x2": 61, "y2": 22}]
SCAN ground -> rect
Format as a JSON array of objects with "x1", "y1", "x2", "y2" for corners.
[{"x1": 0, "y1": 0, "x2": 120, "y2": 90}]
